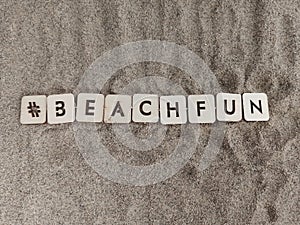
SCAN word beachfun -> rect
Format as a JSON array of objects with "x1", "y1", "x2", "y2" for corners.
[{"x1": 20, "y1": 93, "x2": 270, "y2": 125}]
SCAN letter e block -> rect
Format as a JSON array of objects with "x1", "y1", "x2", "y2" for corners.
[{"x1": 76, "y1": 93, "x2": 104, "y2": 122}]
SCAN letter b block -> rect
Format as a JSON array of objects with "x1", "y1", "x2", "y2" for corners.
[{"x1": 47, "y1": 94, "x2": 75, "y2": 124}]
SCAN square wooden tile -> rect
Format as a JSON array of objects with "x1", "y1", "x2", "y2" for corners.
[
  {"x1": 20, "y1": 95, "x2": 47, "y2": 124},
  {"x1": 47, "y1": 94, "x2": 75, "y2": 124},
  {"x1": 216, "y1": 93, "x2": 242, "y2": 122},
  {"x1": 243, "y1": 93, "x2": 269, "y2": 121},
  {"x1": 76, "y1": 93, "x2": 104, "y2": 122},
  {"x1": 132, "y1": 94, "x2": 159, "y2": 123},
  {"x1": 104, "y1": 95, "x2": 132, "y2": 123},
  {"x1": 188, "y1": 95, "x2": 216, "y2": 123},
  {"x1": 160, "y1": 95, "x2": 187, "y2": 124}
]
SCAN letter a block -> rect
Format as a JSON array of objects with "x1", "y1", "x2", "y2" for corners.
[
  {"x1": 104, "y1": 95, "x2": 132, "y2": 123},
  {"x1": 47, "y1": 94, "x2": 75, "y2": 124}
]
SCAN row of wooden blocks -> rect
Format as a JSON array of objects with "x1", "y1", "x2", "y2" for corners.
[{"x1": 20, "y1": 93, "x2": 269, "y2": 124}]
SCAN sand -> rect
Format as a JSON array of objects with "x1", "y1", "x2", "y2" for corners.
[{"x1": 0, "y1": 0, "x2": 299, "y2": 224}]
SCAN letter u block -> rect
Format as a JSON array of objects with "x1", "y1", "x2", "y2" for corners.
[{"x1": 216, "y1": 93, "x2": 242, "y2": 122}]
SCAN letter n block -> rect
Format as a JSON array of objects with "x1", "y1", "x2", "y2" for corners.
[{"x1": 243, "y1": 93, "x2": 269, "y2": 121}]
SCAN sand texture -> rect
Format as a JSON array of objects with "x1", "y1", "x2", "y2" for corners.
[{"x1": 0, "y1": 0, "x2": 299, "y2": 224}]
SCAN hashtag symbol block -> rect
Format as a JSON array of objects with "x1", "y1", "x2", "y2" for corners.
[
  {"x1": 27, "y1": 102, "x2": 41, "y2": 117},
  {"x1": 20, "y1": 95, "x2": 47, "y2": 124}
]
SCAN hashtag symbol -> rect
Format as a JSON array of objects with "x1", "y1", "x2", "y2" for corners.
[{"x1": 27, "y1": 102, "x2": 41, "y2": 117}]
